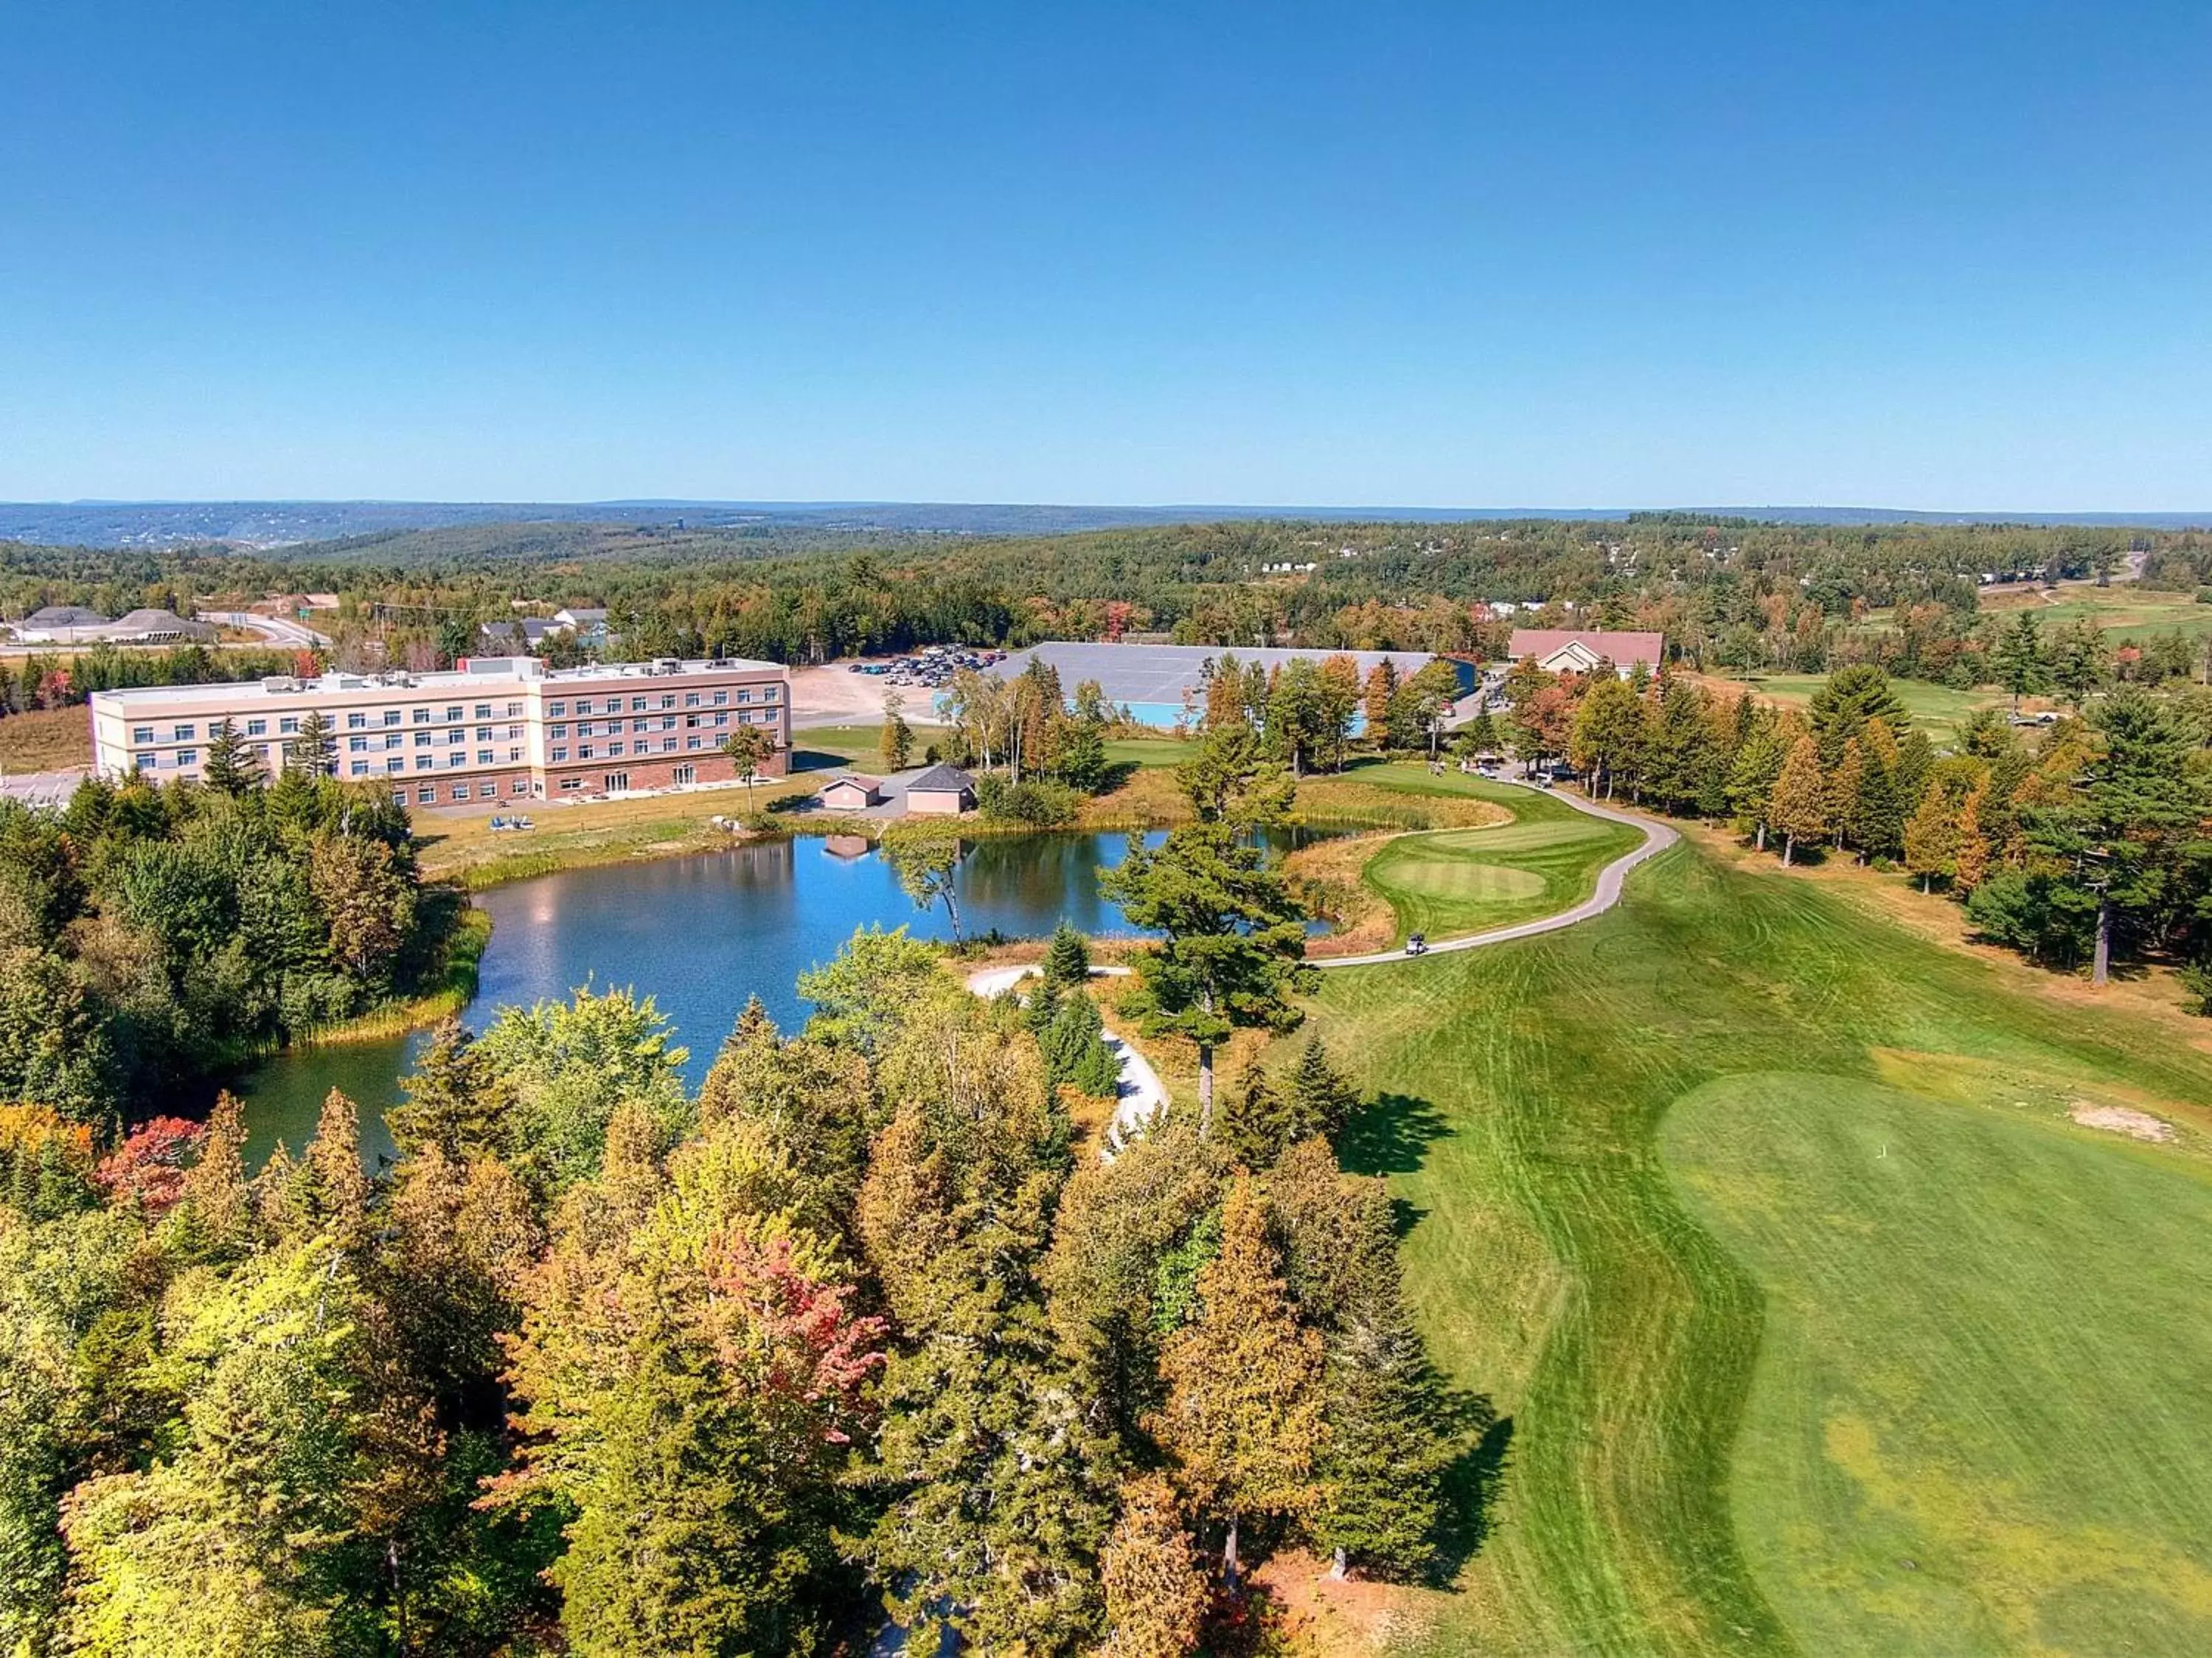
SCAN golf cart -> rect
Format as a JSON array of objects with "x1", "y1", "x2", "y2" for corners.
[{"x1": 1404, "y1": 932, "x2": 1428, "y2": 957}]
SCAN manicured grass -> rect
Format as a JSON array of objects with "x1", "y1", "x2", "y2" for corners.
[
  {"x1": 1298, "y1": 842, "x2": 2212, "y2": 1655},
  {"x1": 1726, "y1": 673, "x2": 2009, "y2": 743},
  {"x1": 1982, "y1": 583, "x2": 2212, "y2": 645},
  {"x1": 1359, "y1": 785, "x2": 1640, "y2": 943},
  {"x1": 1667, "y1": 1072, "x2": 2212, "y2": 1656}
]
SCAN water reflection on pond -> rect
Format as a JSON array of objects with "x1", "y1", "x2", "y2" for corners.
[{"x1": 243, "y1": 828, "x2": 1321, "y2": 1165}]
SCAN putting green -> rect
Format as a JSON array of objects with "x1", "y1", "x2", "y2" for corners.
[{"x1": 1360, "y1": 788, "x2": 1642, "y2": 943}]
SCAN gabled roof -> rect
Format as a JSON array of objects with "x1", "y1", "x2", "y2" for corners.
[
  {"x1": 824, "y1": 773, "x2": 883, "y2": 791},
  {"x1": 24, "y1": 605, "x2": 108, "y2": 626},
  {"x1": 905, "y1": 763, "x2": 975, "y2": 793},
  {"x1": 1506, "y1": 628, "x2": 1665, "y2": 669}
]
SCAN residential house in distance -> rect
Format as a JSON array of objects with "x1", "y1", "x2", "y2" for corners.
[
  {"x1": 89, "y1": 654, "x2": 791, "y2": 806},
  {"x1": 1506, "y1": 628, "x2": 1666, "y2": 678},
  {"x1": 820, "y1": 774, "x2": 884, "y2": 811},
  {"x1": 903, "y1": 764, "x2": 976, "y2": 815}
]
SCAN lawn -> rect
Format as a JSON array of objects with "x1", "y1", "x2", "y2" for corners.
[
  {"x1": 1718, "y1": 673, "x2": 2010, "y2": 744},
  {"x1": 1980, "y1": 583, "x2": 2212, "y2": 645},
  {"x1": 1358, "y1": 785, "x2": 1640, "y2": 943},
  {"x1": 1298, "y1": 840, "x2": 2212, "y2": 1656}
]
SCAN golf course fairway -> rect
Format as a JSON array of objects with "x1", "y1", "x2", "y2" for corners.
[{"x1": 1301, "y1": 836, "x2": 2212, "y2": 1657}]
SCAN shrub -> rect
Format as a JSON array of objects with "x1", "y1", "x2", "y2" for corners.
[{"x1": 976, "y1": 777, "x2": 1080, "y2": 828}]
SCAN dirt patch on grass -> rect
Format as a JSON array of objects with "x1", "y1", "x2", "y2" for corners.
[
  {"x1": 1247, "y1": 1550, "x2": 1435, "y2": 1655},
  {"x1": 2069, "y1": 1102, "x2": 2177, "y2": 1143}
]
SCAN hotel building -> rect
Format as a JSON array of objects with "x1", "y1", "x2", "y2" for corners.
[{"x1": 88, "y1": 655, "x2": 792, "y2": 807}]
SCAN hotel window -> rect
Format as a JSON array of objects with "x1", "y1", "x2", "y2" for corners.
[
  {"x1": 608, "y1": 741, "x2": 625, "y2": 757},
  {"x1": 672, "y1": 764, "x2": 695, "y2": 785},
  {"x1": 451, "y1": 784, "x2": 470, "y2": 801},
  {"x1": 685, "y1": 735, "x2": 702, "y2": 750},
  {"x1": 660, "y1": 715, "x2": 676, "y2": 730},
  {"x1": 506, "y1": 701, "x2": 523, "y2": 717},
  {"x1": 349, "y1": 737, "x2": 369, "y2": 752},
  {"x1": 659, "y1": 694, "x2": 675, "y2": 710},
  {"x1": 661, "y1": 738, "x2": 678, "y2": 754},
  {"x1": 349, "y1": 761, "x2": 369, "y2": 777},
  {"x1": 391, "y1": 789, "x2": 407, "y2": 807},
  {"x1": 478, "y1": 783, "x2": 496, "y2": 799},
  {"x1": 578, "y1": 744, "x2": 594, "y2": 760},
  {"x1": 413, "y1": 707, "x2": 430, "y2": 724},
  {"x1": 505, "y1": 724, "x2": 522, "y2": 740},
  {"x1": 510, "y1": 777, "x2": 530, "y2": 793},
  {"x1": 475, "y1": 726, "x2": 492, "y2": 741},
  {"x1": 173, "y1": 723, "x2": 196, "y2": 740},
  {"x1": 445, "y1": 705, "x2": 463, "y2": 722},
  {"x1": 384, "y1": 734, "x2": 402, "y2": 750},
  {"x1": 279, "y1": 716, "x2": 299, "y2": 735},
  {"x1": 174, "y1": 749, "x2": 198, "y2": 767},
  {"x1": 737, "y1": 689, "x2": 752, "y2": 704},
  {"x1": 447, "y1": 729, "x2": 463, "y2": 745},
  {"x1": 550, "y1": 746, "x2": 568, "y2": 763},
  {"x1": 628, "y1": 718, "x2": 645, "y2": 734},
  {"x1": 386, "y1": 757, "x2": 405, "y2": 774},
  {"x1": 246, "y1": 718, "x2": 266, "y2": 737},
  {"x1": 447, "y1": 753, "x2": 465, "y2": 767},
  {"x1": 133, "y1": 726, "x2": 154, "y2": 743},
  {"x1": 347, "y1": 712, "x2": 366, "y2": 729},
  {"x1": 574, "y1": 698, "x2": 592, "y2": 715},
  {"x1": 713, "y1": 712, "x2": 728, "y2": 727},
  {"x1": 684, "y1": 692, "x2": 700, "y2": 707},
  {"x1": 549, "y1": 701, "x2": 566, "y2": 717},
  {"x1": 383, "y1": 710, "x2": 401, "y2": 726},
  {"x1": 630, "y1": 696, "x2": 647, "y2": 712},
  {"x1": 474, "y1": 704, "x2": 491, "y2": 720},
  {"x1": 761, "y1": 685, "x2": 778, "y2": 701},
  {"x1": 685, "y1": 714, "x2": 699, "y2": 729},
  {"x1": 507, "y1": 746, "x2": 522, "y2": 763},
  {"x1": 417, "y1": 755, "x2": 435, "y2": 770},
  {"x1": 549, "y1": 724, "x2": 567, "y2": 739},
  {"x1": 417, "y1": 786, "x2": 436, "y2": 805},
  {"x1": 560, "y1": 777, "x2": 582, "y2": 791},
  {"x1": 476, "y1": 750, "x2": 494, "y2": 766},
  {"x1": 712, "y1": 690, "x2": 728, "y2": 706},
  {"x1": 414, "y1": 732, "x2": 431, "y2": 747}
]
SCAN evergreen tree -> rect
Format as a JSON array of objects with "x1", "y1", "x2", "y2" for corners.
[
  {"x1": 1040, "y1": 991, "x2": 1124, "y2": 1100},
  {"x1": 1150, "y1": 1177, "x2": 1324, "y2": 1584},
  {"x1": 387, "y1": 1016, "x2": 512, "y2": 1162},
  {"x1": 1284, "y1": 1036, "x2": 1358, "y2": 1148},
  {"x1": 1040, "y1": 920, "x2": 1092, "y2": 996},
  {"x1": 283, "y1": 710, "x2": 337, "y2": 777},
  {"x1": 200, "y1": 718, "x2": 261, "y2": 796},
  {"x1": 1953, "y1": 785, "x2": 1992, "y2": 892},
  {"x1": 1769, "y1": 734, "x2": 1829, "y2": 866},
  {"x1": 1727, "y1": 724, "x2": 1789, "y2": 851},
  {"x1": 1852, "y1": 736, "x2": 1903, "y2": 863},
  {"x1": 1992, "y1": 613, "x2": 2050, "y2": 711},
  {"x1": 1102, "y1": 1476, "x2": 1211, "y2": 1658},
  {"x1": 1099, "y1": 825, "x2": 1316, "y2": 1135},
  {"x1": 1903, "y1": 782, "x2": 1959, "y2": 893}
]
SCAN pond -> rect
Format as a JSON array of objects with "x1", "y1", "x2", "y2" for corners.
[{"x1": 241, "y1": 828, "x2": 1321, "y2": 1165}]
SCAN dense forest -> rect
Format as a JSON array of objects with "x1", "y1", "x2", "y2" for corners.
[
  {"x1": 0, "y1": 771, "x2": 456, "y2": 1131},
  {"x1": 0, "y1": 909, "x2": 1460, "y2": 1655},
  {"x1": 5, "y1": 515, "x2": 2210, "y2": 693}
]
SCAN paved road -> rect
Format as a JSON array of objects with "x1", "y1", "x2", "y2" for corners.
[
  {"x1": 198, "y1": 610, "x2": 333, "y2": 648},
  {"x1": 0, "y1": 767, "x2": 88, "y2": 803},
  {"x1": 1313, "y1": 783, "x2": 1678, "y2": 970}
]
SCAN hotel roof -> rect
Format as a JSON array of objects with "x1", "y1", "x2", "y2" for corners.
[{"x1": 88, "y1": 654, "x2": 785, "y2": 710}]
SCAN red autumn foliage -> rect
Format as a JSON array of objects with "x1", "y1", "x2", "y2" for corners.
[{"x1": 94, "y1": 1117, "x2": 208, "y2": 1214}]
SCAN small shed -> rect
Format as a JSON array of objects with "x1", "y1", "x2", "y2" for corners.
[
  {"x1": 821, "y1": 774, "x2": 884, "y2": 811},
  {"x1": 903, "y1": 763, "x2": 976, "y2": 816}
]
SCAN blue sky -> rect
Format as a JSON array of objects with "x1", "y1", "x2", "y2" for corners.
[{"x1": 2, "y1": 1, "x2": 2205, "y2": 508}]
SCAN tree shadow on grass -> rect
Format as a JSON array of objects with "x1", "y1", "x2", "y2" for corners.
[
  {"x1": 1429, "y1": 1405, "x2": 1513, "y2": 1585},
  {"x1": 785, "y1": 746, "x2": 850, "y2": 773},
  {"x1": 1339, "y1": 1090, "x2": 1453, "y2": 1179}
]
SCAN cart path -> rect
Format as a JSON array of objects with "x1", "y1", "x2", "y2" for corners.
[
  {"x1": 1312, "y1": 783, "x2": 1677, "y2": 969},
  {"x1": 964, "y1": 964, "x2": 1164, "y2": 1152}
]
